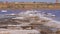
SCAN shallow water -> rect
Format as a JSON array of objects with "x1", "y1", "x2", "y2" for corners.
[{"x1": 0, "y1": 9, "x2": 60, "y2": 21}]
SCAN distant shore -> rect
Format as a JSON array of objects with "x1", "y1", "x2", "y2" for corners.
[{"x1": 0, "y1": 2, "x2": 60, "y2": 10}]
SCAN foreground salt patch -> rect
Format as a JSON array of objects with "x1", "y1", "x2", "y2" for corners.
[
  {"x1": 19, "y1": 10, "x2": 60, "y2": 28},
  {"x1": 0, "y1": 30, "x2": 40, "y2": 34}
]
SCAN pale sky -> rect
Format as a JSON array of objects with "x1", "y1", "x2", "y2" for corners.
[{"x1": 0, "y1": 0, "x2": 60, "y2": 3}]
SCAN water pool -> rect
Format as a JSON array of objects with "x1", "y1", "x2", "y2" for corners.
[{"x1": 0, "y1": 9, "x2": 60, "y2": 21}]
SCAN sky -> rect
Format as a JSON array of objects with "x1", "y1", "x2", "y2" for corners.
[{"x1": 0, "y1": 0, "x2": 59, "y2": 3}]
